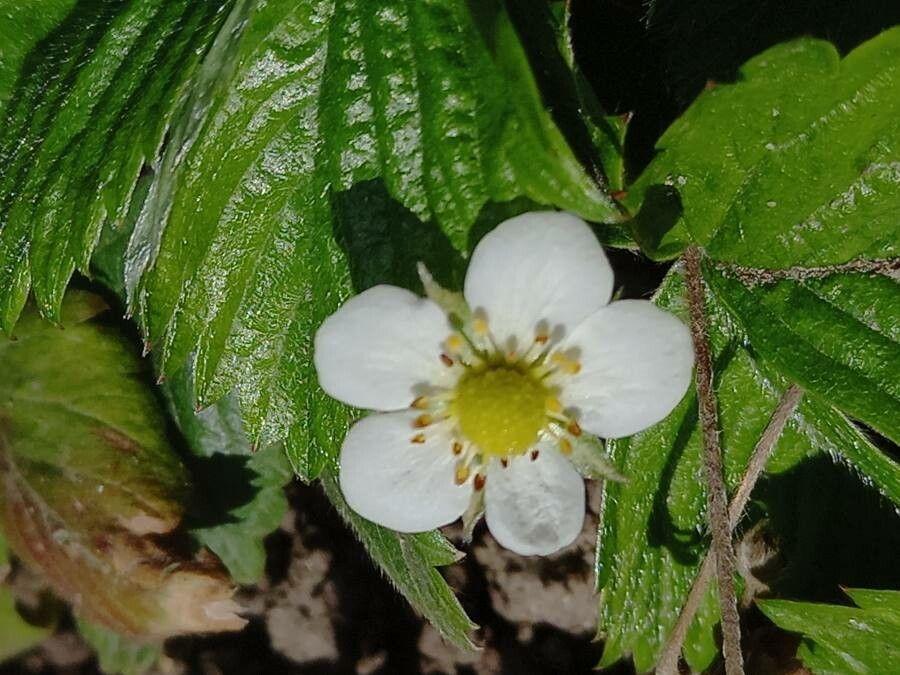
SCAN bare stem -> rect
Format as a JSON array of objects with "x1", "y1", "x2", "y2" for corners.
[
  {"x1": 655, "y1": 384, "x2": 805, "y2": 674},
  {"x1": 682, "y1": 245, "x2": 744, "y2": 675}
]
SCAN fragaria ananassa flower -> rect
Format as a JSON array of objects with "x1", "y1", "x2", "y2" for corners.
[{"x1": 314, "y1": 212, "x2": 693, "y2": 556}]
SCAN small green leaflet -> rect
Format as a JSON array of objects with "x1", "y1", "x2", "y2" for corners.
[
  {"x1": 596, "y1": 268, "x2": 900, "y2": 672},
  {"x1": 0, "y1": 0, "x2": 233, "y2": 331},
  {"x1": 625, "y1": 28, "x2": 900, "y2": 267},
  {"x1": 164, "y1": 366, "x2": 292, "y2": 586},
  {"x1": 0, "y1": 587, "x2": 52, "y2": 664},
  {"x1": 0, "y1": 530, "x2": 52, "y2": 664},
  {"x1": 77, "y1": 620, "x2": 161, "y2": 675},
  {"x1": 759, "y1": 589, "x2": 900, "y2": 674},
  {"x1": 126, "y1": 0, "x2": 620, "y2": 478}
]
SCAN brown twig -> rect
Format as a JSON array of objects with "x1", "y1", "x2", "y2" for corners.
[
  {"x1": 656, "y1": 383, "x2": 805, "y2": 674},
  {"x1": 714, "y1": 257, "x2": 900, "y2": 287},
  {"x1": 682, "y1": 245, "x2": 745, "y2": 675}
]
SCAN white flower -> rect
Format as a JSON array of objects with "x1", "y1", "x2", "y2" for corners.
[{"x1": 314, "y1": 212, "x2": 694, "y2": 556}]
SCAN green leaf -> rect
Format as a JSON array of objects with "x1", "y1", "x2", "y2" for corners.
[
  {"x1": 708, "y1": 269, "x2": 900, "y2": 444},
  {"x1": 320, "y1": 470, "x2": 476, "y2": 651},
  {"x1": 0, "y1": 586, "x2": 52, "y2": 664},
  {"x1": 625, "y1": 28, "x2": 900, "y2": 266},
  {"x1": 127, "y1": 0, "x2": 620, "y2": 477},
  {"x1": 77, "y1": 620, "x2": 161, "y2": 675},
  {"x1": 0, "y1": 0, "x2": 234, "y2": 330},
  {"x1": 596, "y1": 268, "x2": 900, "y2": 672},
  {"x1": 0, "y1": 291, "x2": 245, "y2": 639},
  {"x1": 166, "y1": 366, "x2": 291, "y2": 586},
  {"x1": 190, "y1": 446, "x2": 290, "y2": 585},
  {"x1": 759, "y1": 589, "x2": 900, "y2": 674}
]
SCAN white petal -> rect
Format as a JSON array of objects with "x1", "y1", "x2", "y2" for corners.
[
  {"x1": 314, "y1": 285, "x2": 453, "y2": 411},
  {"x1": 339, "y1": 412, "x2": 471, "y2": 533},
  {"x1": 484, "y1": 447, "x2": 585, "y2": 556},
  {"x1": 464, "y1": 211, "x2": 613, "y2": 349},
  {"x1": 560, "y1": 300, "x2": 694, "y2": 438}
]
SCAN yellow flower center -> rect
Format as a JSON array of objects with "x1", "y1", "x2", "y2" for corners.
[{"x1": 453, "y1": 367, "x2": 549, "y2": 458}]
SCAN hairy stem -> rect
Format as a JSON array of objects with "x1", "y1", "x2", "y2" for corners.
[
  {"x1": 682, "y1": 245, "x2": 744, "y2": 675},
  {"x1": 714, "y1": 257, "x2": 900, "y2": 287},
  {"x1": 656, "y1": 384, "x2": 805, "y2": 674}
]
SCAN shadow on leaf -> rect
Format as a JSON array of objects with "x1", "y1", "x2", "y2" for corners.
[
  {"x1": 331, "y1": 179, "x2": 466, "y2": 294},
  {"x1": 183, "y1": 453, "x2": 257, "y2": 529},
  {"x1": 647, "y1": 344, "x2": 737, "y2": 564},
  {"x1": 757, "y1": 454, "x2": 900, "y2": 602},
  {"x1": 628, "y1": 183, "x2": 684, "y2": 259}
]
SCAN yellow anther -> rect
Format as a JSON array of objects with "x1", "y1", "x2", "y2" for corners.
[
  {"x1": 545, "y1": 397, "x2": 562, "y2": 414},
  {"x1": 551, "y1": 352, "x2": 582, "y2": 375},
  {"x1": 559, "y1": 438, "x2": 573, "y2": 455},
  {"x1": 445, "y1": 334, "x2": 464, "y2": 352},
  {"x1": 414, "y1": 414, "x2": 433, "y2": 428},
  {"x1": 411, "y1": 433, "x2": 426, "y2": 444},
  {"x1": 452, "y1": 441, "x2": 464, "y2": 455},
  {"x1": 472, "y1": 317, "x2": 489, "y2": 335},
  {"x1": 411, "y1": 396, "x2": 429, "y2": 409},
  {"x1": 455, "y1": 463, "x2": 471, "y2": 485},
  {"x1": 567, "y1": 420, "x2": 582, "y2": 437}
]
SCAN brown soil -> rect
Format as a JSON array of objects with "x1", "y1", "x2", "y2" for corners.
[{"x1": 2, "y1": 480, "x2": 636, "y2": 675}]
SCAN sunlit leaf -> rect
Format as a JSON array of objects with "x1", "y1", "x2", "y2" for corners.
[{"x1": 625, "y1": 29, "x2": 900, "y2": 266}]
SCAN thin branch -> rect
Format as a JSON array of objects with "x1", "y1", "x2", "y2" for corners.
[
  {"x1": 682, "y1": 245, "x2": 744, "y2": 675},
  {"x1": 656, "y1": 384, "x2": 805, "y2": 675},
  {"x1": 714, "y1": 257, "x2": 900, "y2": 287}
]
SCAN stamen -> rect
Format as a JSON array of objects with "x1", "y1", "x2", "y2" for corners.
[
  {"x1": 414, "y1": 414, "x2": 433, "y2": 428},
  {"x1": 559, "y1": 438, "x2": 573, "y2": 455},
  {"x1": 411, "y1": 433, "x2": 426, "y2": 444},
  {"x1": 472, "y1": 317, "x2": 489, "y2": 336},
  {"x1": 535, "y1": 332, "x2": 549, "y2": 345},
  {"x1": 445, "y1": 333, "x2": 464, "y2": 353},
  {"x1": 452, "y1": 441, "x2": 463, "y2": 456},
  {"x1": 411, "y1": 396, "x2": 429, "y2": 410},
  {"x1": 551, "y1": 352, "x2": 582, "y2": 375},
  {"x1": 455, "y1": 463, "x2": 471, "y2": 485},
  {"x1": 567, "y1": 420, "x2": 582, "y2": 437},
  {"x1": 440, "y1": 353, "x2": 454, "y2": 367},
  {"x1": 545, "y1": 397, "x2": 562, "y2": 414},
  {"x1": 530, "y1": 450, "x2": 540, "y2": 461},
  {"x1": 500, "y1": 458, "x2": 509, "y2": 468},
  {"x1": 473, "y1": 474, "x2": 486, "y2": 491}
]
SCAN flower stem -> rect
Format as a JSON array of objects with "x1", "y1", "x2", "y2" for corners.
[
  {"x1": 657, "y1": 281, "x2": 806, "y2": 675},
  {"x1": 681, "y1": 245, "x2": 745, "y2": 675}
]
